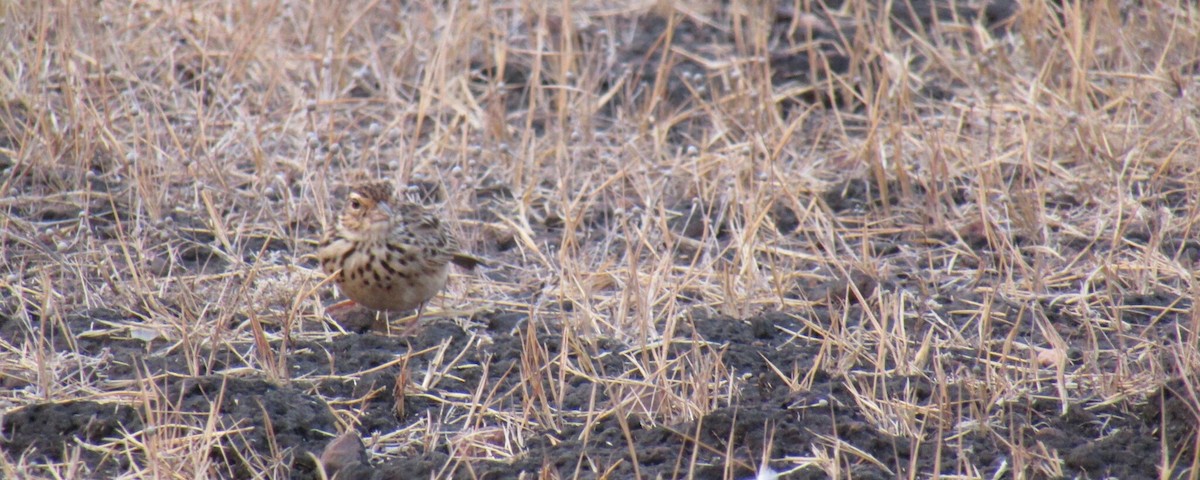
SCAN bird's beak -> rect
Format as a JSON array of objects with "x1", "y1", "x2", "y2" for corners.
[{"x1": 369, "y1": 201, "x2": 393, "y2": 224}]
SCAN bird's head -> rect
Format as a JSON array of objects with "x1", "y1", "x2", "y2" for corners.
[{"x1": 338, "y1": 181, "x2": 395, "y2": 237}]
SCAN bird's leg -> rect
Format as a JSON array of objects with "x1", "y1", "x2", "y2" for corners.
[
  {"x1": 375, "y1": 310, "x2": 391, "y2": 335},
  {"x1": 324, "y1": 299, "x2": 381, "y2": 333},
  {"x1": 326, "y1": 299, "x2": 358, "y2": 316},
  {"x1": 415, "y1": 302, "x2": 427, "y2": 324},
  {"x1": 389, "y1": 303, "x2": 427, "y2": 337}
]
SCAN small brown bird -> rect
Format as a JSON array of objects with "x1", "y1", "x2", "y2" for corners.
[{"x1": 317, "y1": 181, "x2": 481, "y2": 317}]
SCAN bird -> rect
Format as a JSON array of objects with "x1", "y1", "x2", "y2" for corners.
[{"x1": 316, "y1": 181, "x2": 482, "y2": 320}]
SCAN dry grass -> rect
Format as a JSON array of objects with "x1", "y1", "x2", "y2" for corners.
[{"x1": 3, "y1": 0, "x2": 1200, "y2": 478}]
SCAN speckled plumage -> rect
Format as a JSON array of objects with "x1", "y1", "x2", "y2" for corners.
[{"x1": 316, "y1": 181, "x2": 481, "y2": 312}]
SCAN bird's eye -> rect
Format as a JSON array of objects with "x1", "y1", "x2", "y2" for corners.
[{"x1": 349, "y1": 199, "x2": 362, "y2": 210}]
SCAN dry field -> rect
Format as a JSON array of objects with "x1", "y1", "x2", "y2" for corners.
[{"x1": 3, "y1": 0, "x2": 1200, "y2": 478}]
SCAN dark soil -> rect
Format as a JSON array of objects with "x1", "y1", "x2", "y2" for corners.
[{"x1": 4, "y1": 303, "x2": 1195, "y2": 479}]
